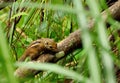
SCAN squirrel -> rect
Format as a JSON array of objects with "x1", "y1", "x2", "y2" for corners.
[{"x1": 18, "y1": 38, "x2": 57, "y2": 62}]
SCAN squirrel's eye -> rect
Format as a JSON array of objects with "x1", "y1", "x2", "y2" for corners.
[{"x1": 49, "y1": 46, "x2": 53, "y2": 49}]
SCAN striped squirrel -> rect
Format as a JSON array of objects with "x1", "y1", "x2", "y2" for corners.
[{"x1": 18, "y1": 38, "x2": 57, "y2": 61}]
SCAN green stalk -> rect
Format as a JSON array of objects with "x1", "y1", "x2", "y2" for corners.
[
  {"x1": 87, "y1": 0, "x2": 116, "y2": 83},
  {"x1": 73, "y1": 0, "x2": 101, "y2": 83},
  {"x1": 0, "y1": 25, "x2": 18, "y2": 83}
]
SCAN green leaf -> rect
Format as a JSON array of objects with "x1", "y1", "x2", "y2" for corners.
[
  {"x1": 11, "y1": 12, "x2": 28, "y2": 20},
  {"x1": 16, "y1": 62, "x2": 92, "y2": 83}
]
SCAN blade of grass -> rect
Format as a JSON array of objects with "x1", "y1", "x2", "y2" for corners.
[
  {"x1": 4, "y1": 2, "x2": 76, "y2": 13},
  {"x1": 0, "y1": 23, "x2": 18, "y2": 83},
  {"x1": 15, "y1": 62, "x2": 92, "y2": 83},
  {"x1": 73, "y1": 0, "x2": 101, "y2": 83},
  {"x1": 87, "y1": 0, "x2": 116, "y2": 83}
]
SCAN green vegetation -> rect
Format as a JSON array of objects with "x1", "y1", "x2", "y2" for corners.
[{"x1": 0, "y1": 0, "x2": 120, "y2": 83}]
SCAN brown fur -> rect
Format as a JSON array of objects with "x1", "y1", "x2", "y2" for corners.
[{"x1": 18, "y1": 38, "x2": 57, "y2": 62}]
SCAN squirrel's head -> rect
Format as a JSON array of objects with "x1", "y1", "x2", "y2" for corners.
[{"x1": 44, "y1": 38, "x2": 57, "y2": 51}]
